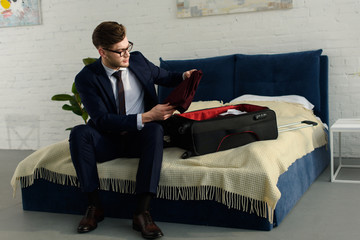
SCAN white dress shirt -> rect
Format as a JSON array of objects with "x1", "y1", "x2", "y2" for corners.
[{"x1": 102, "y1": 62, "x2": 145, "y2": 130}]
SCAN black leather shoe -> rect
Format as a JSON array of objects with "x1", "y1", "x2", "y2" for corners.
[
  {"x1": 133, "y1": 211, "x2": 163, "y2": 239},
  {"x1": 77, "y1": 205, "x2": 104, "y2": 233}
]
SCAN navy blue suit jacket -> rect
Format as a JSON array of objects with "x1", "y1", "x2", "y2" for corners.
[{"x1": 75, "y1": 51, "x2": 183, "y2": 135}]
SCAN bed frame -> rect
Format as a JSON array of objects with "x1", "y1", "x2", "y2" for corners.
[{"x1": 20, "y1": 50, "x2": 329, "y2": 231}]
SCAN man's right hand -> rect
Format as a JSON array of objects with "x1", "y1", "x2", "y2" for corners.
[{"x1": 142, "y1": 103, "x2": 175, "y2": 124}]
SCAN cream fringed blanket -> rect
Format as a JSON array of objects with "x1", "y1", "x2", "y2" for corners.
[{"x1": 11, "y1": 101, "x2": 327, "y2": 223}]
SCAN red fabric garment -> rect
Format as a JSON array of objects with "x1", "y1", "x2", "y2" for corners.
[{"x1": 163, "y1": 70, "x2": 203, "y2": 113}]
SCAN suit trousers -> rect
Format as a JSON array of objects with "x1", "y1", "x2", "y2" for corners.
[{"x1": 69, "y1": 122, "x2": 164, "y2": 195}]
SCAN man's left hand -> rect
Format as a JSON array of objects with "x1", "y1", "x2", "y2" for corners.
[{"x1": 183, "y1": 69, "x2": 197, "y2": 80}]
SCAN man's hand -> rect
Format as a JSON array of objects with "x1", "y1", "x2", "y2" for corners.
[
  {"x1": 142, "y1": 103, "x2": 175, "y2": 123},
  {"x1": 183, "y1": 69, "x2": 197, "y2": 80}
]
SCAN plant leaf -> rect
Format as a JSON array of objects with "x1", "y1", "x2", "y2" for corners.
[
  {"x1": 72, "y1": 107, "x2": 83, "y2": 116},
  {"x1": 74, "y1": 93, "x2": 81, "y2": 104},
  {"x1": 82, "y1": 58, "x2": 97, "y2": 65},
  {"x1": 71, "y1": 82, "x2": 78, "y2": 94},
  {"x1": 82, "y1": 112, "x2": 89, "y2": 123},
  {"x1": 69, "y1": 97, "x2": 78, "y2": 107},
  {"x1": 62, "y1": 104, "x2": 81, "y2": 116},
  {"x1": 52, "y1": 94, "x2": 73, "y2": 101},
  {"x1": 62, "y1": 104, "x2": 73, "y2": 111},
  {"x1": 69, "y1": 101, "x2": 82, "y2": 116},
  {"x1": 53, "y1": 57, "x2": 96, "y2": 131}
]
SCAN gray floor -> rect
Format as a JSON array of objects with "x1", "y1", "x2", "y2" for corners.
[{"x1": 2, "y1": 150, "x2": 360, "y2": 240}]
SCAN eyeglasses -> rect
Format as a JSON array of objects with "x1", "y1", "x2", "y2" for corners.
[{"x1": 103, "y1": 41, "x2": 133, "y2": 57}]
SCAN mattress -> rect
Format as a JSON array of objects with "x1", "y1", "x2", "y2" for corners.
[{"x1": 11, "y1": 100, "x2": 329, "y2": 230}]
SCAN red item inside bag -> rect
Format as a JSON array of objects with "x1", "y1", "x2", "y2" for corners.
[{"x1": 178, "y1": 104, "x2": 268, "y2": 121}]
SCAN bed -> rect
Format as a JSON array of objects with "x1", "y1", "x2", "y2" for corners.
[{"x1": 11, "y1": 49, "x2": 329, "y2": 231}]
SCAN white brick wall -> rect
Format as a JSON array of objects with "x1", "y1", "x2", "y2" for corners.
[{"x1": 1, "y1": 0, "x2": 360, "y2": 156}]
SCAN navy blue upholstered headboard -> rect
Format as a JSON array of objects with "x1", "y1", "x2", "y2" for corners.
[
  {"x1": 159, "y1": 50, "x2": 329, "y2": 125},
  {"x1": 319, "y1": 55, "x2": 329, "y2": 126},
  {"x1": 159, "y1": 54, "x2": 237, "y2": 103}
]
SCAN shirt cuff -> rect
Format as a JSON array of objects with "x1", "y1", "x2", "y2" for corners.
[{"x1": 137, "y1": 114, "x2": 144, "y2": 130}]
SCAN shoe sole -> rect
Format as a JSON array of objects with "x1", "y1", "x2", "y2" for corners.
[
  {"x1": 132, "y1": 224, "x2": 164, "y2": 239},
  {"x1": 77, "y1": 216, "x2": 104, "y2": 233}
]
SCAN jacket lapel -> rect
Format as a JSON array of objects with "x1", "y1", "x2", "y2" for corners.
[
  {"x1": 90, "y1": 55, "x2": 158, "y2": 114},
  {"x1": 91, "y1": 58, "x2": 118, "y2": 112},
  {"x1": 128, "y1": 57, "x2": 158, "y2": 102}
]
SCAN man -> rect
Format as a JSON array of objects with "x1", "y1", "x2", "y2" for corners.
[{"x1": 69, "y1": 21, "x2": 196, "y2": 239}]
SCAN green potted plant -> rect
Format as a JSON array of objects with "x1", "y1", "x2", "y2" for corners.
[{"x1": 51, "y1": 58, "x2": 97, "y2": 130}]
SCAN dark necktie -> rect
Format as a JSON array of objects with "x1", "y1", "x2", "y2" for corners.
[{"x1": 112, "y1": 71, "x2": 126, "y2": 115}]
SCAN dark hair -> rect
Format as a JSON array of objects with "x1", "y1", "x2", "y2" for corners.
[{"x1": 92, "y1": 21, "x2": 126, "y2": 49}]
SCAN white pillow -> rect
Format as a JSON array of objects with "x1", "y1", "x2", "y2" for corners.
[{"x1": 230, "y1": 94, "x2": 314, "y2": 110}]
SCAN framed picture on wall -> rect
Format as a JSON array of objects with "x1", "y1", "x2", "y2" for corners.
[
  {"x1": 0, "y1": 0, "x2": 42, "y2": 28},
  {"x1": 177, "y1": 0, "x2": 293, "y2": 18}
]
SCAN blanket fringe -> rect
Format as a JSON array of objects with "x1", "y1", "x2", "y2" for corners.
[
  {"x1": 15, "y1": 168, "x2": 274, "y2": 224},
  {"x1": 99, "y1": 178, "x2": 136, "y2": 194},
  {"x1": 156, "y1": 185, "x2": 274, "y2": 224},
  {"x1": 18, "y1": 168, "x2": 79, "y2": 189}
]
